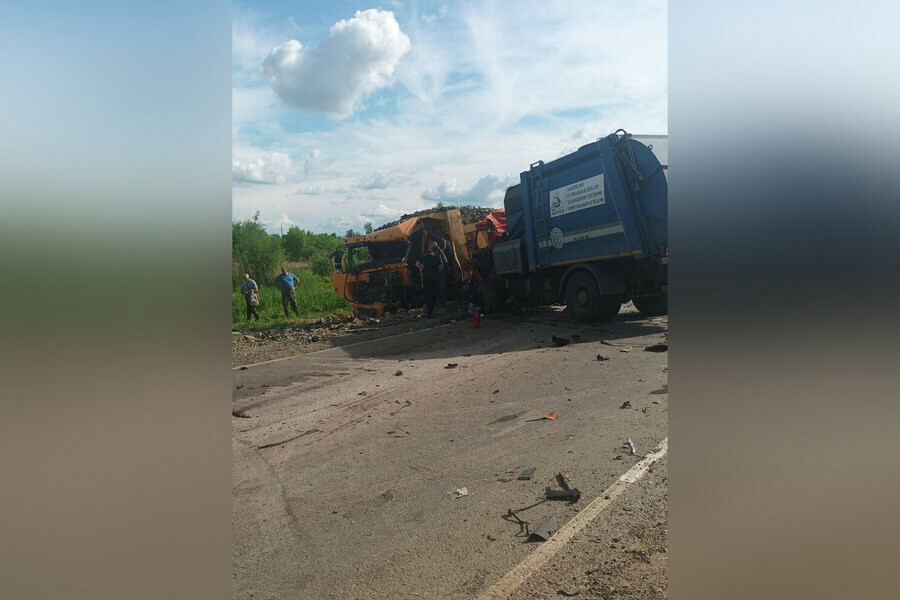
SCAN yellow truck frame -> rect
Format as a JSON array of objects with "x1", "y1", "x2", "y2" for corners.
[{"x1": 330, "y1": 208, "x2": 481, "y2": 318}]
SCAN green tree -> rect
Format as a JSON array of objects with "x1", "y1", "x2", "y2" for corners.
[
  {"x1": 282, "y1": 226, "x2": 306, "y2": 261},
  {"x1": 364, "y1": 222, "x2": 373, "y2": 234},
  {"x1": 232, "y1": 212, "x2": 285, "y2": 288}
]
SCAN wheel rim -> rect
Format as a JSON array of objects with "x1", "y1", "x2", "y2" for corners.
[{"x1": 576, "y1": 287, "x2": 589, "y2": 307}]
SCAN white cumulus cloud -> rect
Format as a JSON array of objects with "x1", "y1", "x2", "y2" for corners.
[
  {"x1": 421, "y1": 174, "x2": 514, "y2": 207},
  {"x1": 261, "y1": 9, "x2": 411, "y2": 119},
  {"x1": 360, "y1": 202, "x2": 404, "y2": 220},
  {"x1": 232, "y1": 150, "x2": 294, "y2": 185}
]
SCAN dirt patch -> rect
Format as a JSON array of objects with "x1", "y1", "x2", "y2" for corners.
[{"x1": 232, "y1": 301, "x2": 469, "y2": 367}]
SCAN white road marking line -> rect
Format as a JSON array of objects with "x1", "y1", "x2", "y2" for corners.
[
  {"x1": 232, "y1": 321, "x2": 457, "y2": 370},
  {"x1": 477, "y1": 438, "x2": 668, "y2": 600}
]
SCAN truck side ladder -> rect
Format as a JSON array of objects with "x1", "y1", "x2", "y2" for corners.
[{"x1": 530, "y1": 161, "x2": 550, "y2": 268}]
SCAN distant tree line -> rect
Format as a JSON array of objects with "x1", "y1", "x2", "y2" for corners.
[{"x1": 232, "y1": 212, "x2": 373, "y2": 288}]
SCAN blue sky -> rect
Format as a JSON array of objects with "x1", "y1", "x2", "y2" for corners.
[{"x1": 233, "y1": 0, "x2": 667, "y2": 233}]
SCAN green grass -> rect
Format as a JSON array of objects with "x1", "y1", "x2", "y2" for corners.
[{"x1": 233, "y1": 269, "x2": 351, "y2": 331}]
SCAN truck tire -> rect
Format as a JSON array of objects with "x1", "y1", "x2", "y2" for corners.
[
  {"x1": 633, "y1": 293, "x2": 668, "y2": 316},
  {"x1": 565, "y1": 273, "x2": 621, "y2": 322}
]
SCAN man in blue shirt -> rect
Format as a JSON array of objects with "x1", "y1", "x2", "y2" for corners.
[
  {"x1": 241, "y1": 273, "x2": 260, "y2": 321},
  {"x1": 274, "y1": 266, "x2": 300, "y2": 317}
]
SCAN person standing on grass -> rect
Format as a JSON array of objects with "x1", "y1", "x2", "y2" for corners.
[
  {"x1": 416, "y1": 246, "x2": 444, "y2": 318},
  {"x1": 274, "y1": 266, "x2": 300, "y2": 317},
  {"x1": 241, "y1": 274, "x2": 260, "y2": 321}
]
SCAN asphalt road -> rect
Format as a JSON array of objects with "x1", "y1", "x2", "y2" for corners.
[{"x1": 233, "y1": 306, "x2": 668, "y2": 599}]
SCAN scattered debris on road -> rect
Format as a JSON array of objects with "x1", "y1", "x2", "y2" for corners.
[
  {"x1": 624, "y1": 438, "x2": 637, "y2": 455},
  {"x1": 653, "y1": 399, "x2": 661, "y2": 404},
  {"x1": 644, "y1": 343, "x2": 668, "y2": 352},
  {"x1": 232, "y1": 410, "x2": 251, "y2": 418},
  {"x1": 558, "y1": 587, "x2": 581, "y2": 597},
  {"x1": 546, "y1": 472, "x2": 582, "y2": 502},
  {"x1": 395, "y1": 370, "x2": 403, "y2": 376},
  {"x1": 517, "y1": 467, "x2": 536, "y2": 480},
  {"x1": 620, "y1": 401, "x2": 632, "y2": 409},
  {"x1": 619, "y1": 347, "x2": 632, "y2": 353},
  {"x1": 596, "y1": 354, "x2": 609, "y2": 361},
  {"x1": 239, "y1": 366, "x2": 248, "y2": 370},
  {"x1": 257, "y1": 428, "x2": 321, "y2": 449},
  {"x1": 445, "y1": 363, "x2": 458, "y2": 369},
  {"x1": 454, "y1": 487, "x2": 469, "y2": 498},
  {"x1": 528, "y1": 516, "x2": 559, "y2": 542},
  {"x1": 532, "y1": 411, "x2": 560, "y2": 421}
]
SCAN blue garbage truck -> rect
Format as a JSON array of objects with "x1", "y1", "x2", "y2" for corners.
[{"x1": 472, "y1": 130, "x2": 667, "y2": 321}]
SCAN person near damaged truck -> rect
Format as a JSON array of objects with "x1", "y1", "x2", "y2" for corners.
[
  {"x1": 241, "y1": 274, "x2": 260, "y2": 321},
  {"x1": 274, "y1": 266, "x2": 300, "y2": 318},
  {"x1": 416, "y1": 246, "x2": 444, "y2": 318}
]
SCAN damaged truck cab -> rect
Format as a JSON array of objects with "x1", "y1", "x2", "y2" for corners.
[{"x1": 330, "y1": 208, "x2": 477, "y2": 319}]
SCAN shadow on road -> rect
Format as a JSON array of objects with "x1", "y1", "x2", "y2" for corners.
[{"x1": 326, "y1": 305, "x2": 667, "y2": 362}]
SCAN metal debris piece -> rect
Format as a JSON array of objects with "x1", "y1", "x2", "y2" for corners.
[
  {"x1": 624, "y1": 438, "x2": 637, "y2": 455},
  {"x1": 556, "y1": 472, "x2": 575, "y2": 491},
  {"x1": 232, "y1": 410, "x2": 251, "y2": 418},
  {"x1": 445, "y1": 363, "x2": 458, "y2": 369},
  {"x1": 596, "y1": 354, "x2": 609, "y2": 361},
  {"x1": 546, "y1": 487, "x2": 582, "y2": 502},
  {"x1": 532, "y1": 411, "x2": 559, "y2": 421},
  {"x1": 528, "y1": 516, "x2": 559, "y2": 541},
  {"x1": 644, "y1": 343, "x2": 668, "y2": 352},
  {"x1": 454, "y1": 487, "x2": 469, "y2": 498},
  {"x1": 239, "y1": 366, "x2": 248, "y2": 370},
  {"x1": 395, "y1": 370, "x2": 403, "y2": 376},
  {"x1": 619, "y1": 347, "x2": 632, "y2": 353},
  {"x1": 620, "y1": 401, "x2": 631, "y2": 409},
  {"x1": 504, "y1": 509, "x2": 531, "y2": 537},
  {"x1": 517, "y1": 467, "x2": 536, "y2": 481}
]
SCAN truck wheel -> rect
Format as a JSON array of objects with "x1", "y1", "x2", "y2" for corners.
[
  {"x1": 633, "y1": 293, "x2": 668, "y2": 316},
  {"x1": 565, "y1": 273, "x2": 621, "y2": 322},
  {"x1": 595, "y1": 296, "x2": 622, "y2": 322}
]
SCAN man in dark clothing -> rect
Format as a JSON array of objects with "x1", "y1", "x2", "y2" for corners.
[
  {"x1": 274, "y1": 266, "x2": 300, "y2": 317},
  {"x1": 416, "y1": 248, "x2": 444, "y2": 317},
  {"x1": 431, "y1": 240, "x2": 450, "y2": 300},
  {"x1": 241, "y1": 273, "x2": 261, "y2": 321}
]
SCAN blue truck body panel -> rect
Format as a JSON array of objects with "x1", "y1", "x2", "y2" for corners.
[{"x1": 513, "y1": 133, "x2": 667, "y2": 271}]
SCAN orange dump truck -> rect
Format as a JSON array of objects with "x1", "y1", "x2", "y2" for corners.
[{"x1": 329, "y1": 208, "x2": 493, "y2": 318}]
